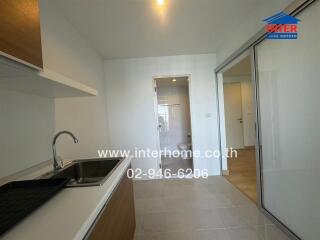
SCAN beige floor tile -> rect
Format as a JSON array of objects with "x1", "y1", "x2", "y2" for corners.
[
  {"x1": 183, "y1": 196, "x2": 213, "y2": 211},
  {"x1": 164, "y1": 212, "x2": 188, "y2": 232},
  {"x1": 135, "y1": 213, "x2": 143, "y2": 231},
  {"x1": 216, "y1": 207, "x2": 249, "y2": 228},
  {"x1": 258, "y1": 225, "x2": 290, "y2": 240},
  {"x1": 162, "y1": 184, "x2": 190, "y2": 198},
  {"x1": 164, "y1": 197, "x2": 187, "y2": 212},
  {"x1": 185, "y1": 209, "x2": 225, "y2": 230},
  {"x1": 135, "y1": 231, "x2": 193, "y2": 240},
  {"x1": 134, "y1": 231, "x2": 164, "y2": 240},
  {"x1": 236, "y1": 204, "x2": 269, "y2": 226},
  {"x1": 207, "y1": 193, "x2": 234, "y2": 209},
  {"x1": 135, "y1": 198, "x2": 167, "y2": 214},
  {"x1": 192, "y1": 229, "x2": 231, "y2": 240},
  {"x1": 222, "y1": 188, "x2": 253, "y2": 206},
  {"x1": 133, "y1": 177, "x2": 289, "y2": 240},
  {"x1": 134, "y1": 181, "x2": 165, "y2": 199},
  {"x1": 162, "y1": 231, "x2": 193, "y2": 240},
  {"x1": 226, "y1": 226, "x2": 265, "y2": 240},
  {"x1": 138, "y1": 212, "x2": 167, "y2": 233},
  {"x1": 163, "y1": 197, "x2": 187, "y2": 212}
]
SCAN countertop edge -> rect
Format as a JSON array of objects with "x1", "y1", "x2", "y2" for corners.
[
  {"x1": 1, "y1": 156, "x2": 132, "y2": 240},
  {"x1": 73, "y1": 156, "x2": 132, "y2": 240}
]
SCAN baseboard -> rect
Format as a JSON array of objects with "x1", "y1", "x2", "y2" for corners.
[{"x1": 222, "y1": 170, "x2": 230, "y2": 175}]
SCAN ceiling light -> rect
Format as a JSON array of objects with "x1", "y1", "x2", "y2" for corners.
[
  {"x1": 172, "y1": 79, "x2": 177, "y2": 82},
  {"x1": 157, "y1": 0, "x2": 164, "y2": 6}
]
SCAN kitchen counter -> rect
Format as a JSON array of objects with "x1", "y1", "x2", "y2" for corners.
[{"x1": 1, "y1": 156, "x2": 132, "y2": 240}]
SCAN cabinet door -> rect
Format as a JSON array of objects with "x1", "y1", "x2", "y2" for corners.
[
  {"x1": 88, "y1": 171, "x2": 136, "y2": 240},
  {"x1": 0, "y1": 0, "x2": 43, "y2": 68}
]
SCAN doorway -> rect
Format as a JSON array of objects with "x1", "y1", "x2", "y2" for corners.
[
  {"x1": 154, "y1": 76, "x2": 193, "y2": 176},
  {"x1": 223, "y1": 82, "x2": 245, "y2": 149},
  {"x1": 217, "y1": 54, "x2": 257, "y2": 203}
]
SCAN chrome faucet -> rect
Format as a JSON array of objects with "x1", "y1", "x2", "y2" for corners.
[{"x1": 52, "y1": 131, "x2": 79, "y2": 171}]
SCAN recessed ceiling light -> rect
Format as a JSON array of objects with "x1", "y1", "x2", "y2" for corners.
[
  {"x1": 157, "y1": 0, "x2": 164, "y2": 6},
  {"x1": 172, "y1": 79, "x2": 177, "y2": 82}
]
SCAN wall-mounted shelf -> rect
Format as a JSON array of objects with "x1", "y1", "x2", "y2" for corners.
[{"x1": 0, "y1": 56, "x2": 98, "y2": 98}]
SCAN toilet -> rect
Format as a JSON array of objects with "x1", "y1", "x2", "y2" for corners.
[{"x1": 178, "y1": 143, "x2": 192, "y2": 159}]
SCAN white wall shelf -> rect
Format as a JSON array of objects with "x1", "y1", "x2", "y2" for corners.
[{"x1": 0, "y1": 56, "x2": 98, "y2": 98}]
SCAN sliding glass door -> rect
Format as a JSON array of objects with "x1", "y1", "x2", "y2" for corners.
[{"x1": 255, "y1": 1, "x2": 320, "y2": 239}]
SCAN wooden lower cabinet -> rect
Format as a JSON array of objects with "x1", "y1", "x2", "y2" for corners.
[{"x1": 87, "y1": 171, "x2": 136, "y2": 240}]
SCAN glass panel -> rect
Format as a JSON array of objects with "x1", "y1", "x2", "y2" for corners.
[{"x1": 256, "y1": 2, "x2": 320, "y2": 239}]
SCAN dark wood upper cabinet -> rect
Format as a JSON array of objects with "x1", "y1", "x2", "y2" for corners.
[{"x1": 0, "y1": 0, "x2": 43, "y2": 69}]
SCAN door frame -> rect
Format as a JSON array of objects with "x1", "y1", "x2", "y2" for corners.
[
  {"x1": 152, "y1": 74, "x2": 194, "y2": 174},
  {"x1": 216, "y1": 50, "x2": 251, "y2": 175},
  {"x1": 216, "y1": 47, "x2": 300, "y2": 239},
  {"x1": 214, "y1": 1, "x2": 314, "y2": 239},
  {"x1": 216, "y1": 48, "x2": 263, "y2": 207}
]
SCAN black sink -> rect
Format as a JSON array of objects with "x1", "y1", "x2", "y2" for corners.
[
  {"x1": 51, "y1": 158, "x2": 123, "y2": 187},
  {"x1": 0, "y1": 178, "x2": 69, "y2": 236}
]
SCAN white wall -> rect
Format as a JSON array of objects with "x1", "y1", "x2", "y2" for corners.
[
  {"x1": 216, "y1": 0, "x2": 294, "y2": 65},
  {"x1": 0, "y1": 1, "x2": 109, "y2": 179},
  {"x1": 104, "y1": 54, "x2": 220, "y2": 176},
  {"x1": 0, "y1": 90, "x2": 54, "y2": 179},
  {"x1": 157, "y1": 85, "x2": 191, "y2": 152},
  {"x1": 40, "y1": 0, "x2": 108, "y2": 161}
]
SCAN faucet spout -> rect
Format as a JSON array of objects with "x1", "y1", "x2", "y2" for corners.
[{"x1": 52, "y1": 131, "x2": 79, "y2": 171}]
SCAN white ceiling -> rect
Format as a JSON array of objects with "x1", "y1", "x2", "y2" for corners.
[{"x1": 50, "y1": 0, "x2": 260, "y2": 59}]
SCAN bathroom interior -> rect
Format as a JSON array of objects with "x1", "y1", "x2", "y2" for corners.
[{"x1": 155, "y1": 76, "x2": 193, "y2": 175}]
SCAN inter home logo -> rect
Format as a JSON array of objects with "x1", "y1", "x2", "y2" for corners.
[{"x1": 263, "y1": 12, "x2": 301, "y2": 40}]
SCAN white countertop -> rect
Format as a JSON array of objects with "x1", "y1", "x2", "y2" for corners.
[{"x1": 1, "y1": 157, "x2": 132, "y2": 240}]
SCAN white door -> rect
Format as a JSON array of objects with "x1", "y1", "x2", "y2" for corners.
[
  {"x1": 241, "y1": 81, "x2": 255, "y2": 147},
  {"x1": 223, "y1": 83, "x2": 244, "y2": 149}
]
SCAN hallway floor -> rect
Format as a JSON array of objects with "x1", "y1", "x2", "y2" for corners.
[
  {"x1": 133, "y1": 177, "x2": 288, "y2": 240},
  {"x1": 162, "y1": 157, "x2": 193, "y2": 174},
  {"x1": 224, "y1": 148, "x2": 257, "y2": 203}
]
